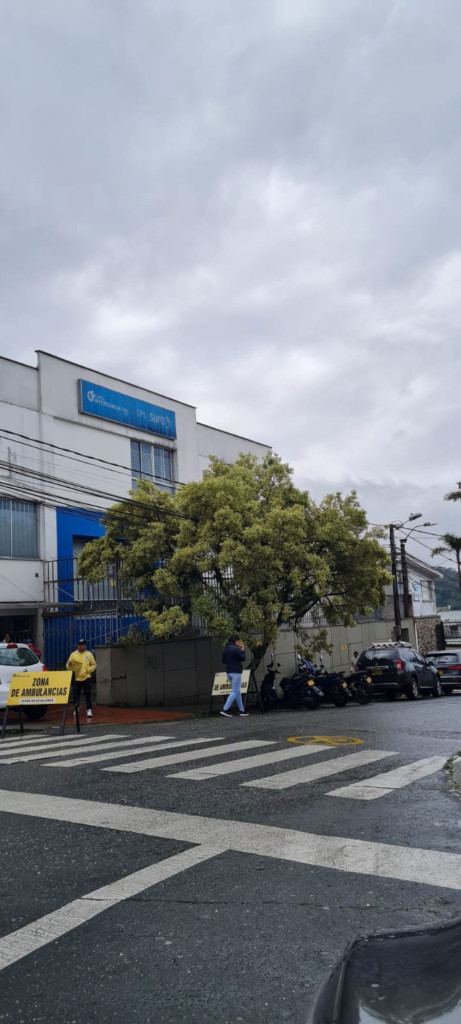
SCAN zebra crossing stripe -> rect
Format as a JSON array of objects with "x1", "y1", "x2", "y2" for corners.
[
  {"x1": 46, "y1": 736, "x2": 226, "y2": 768},
  {"x1": 104, "y1": 739, "x2": 276, "y2": 773},
  {"x1": 0, "y1": 737, "x2": 141, "y2": 765},
  {"x1": 169, "y1": 742, "x2": 331, "y2": 779},
  {"x1": 242, "y1": 749, "x2": 397, "y2": 790},
  {"x1": 328, "y1": 756, "x2": 448, "y2": 800},
  {"x1": 0, "y1": 732, "x2": 109, "y2": 749},
  {"x1": 1, "y1": 788, "x2": 461, "y2": 892},
  {"x1": 0, "y1": 734, "x2": 127, "y2": 758}
]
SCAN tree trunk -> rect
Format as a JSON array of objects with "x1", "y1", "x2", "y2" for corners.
[
  {"x1": 248, "y1": 643, "x2": 269, "y2": 674},
  {"x1": 457, "y1": 552, "x2": 461, "y2": 598}
]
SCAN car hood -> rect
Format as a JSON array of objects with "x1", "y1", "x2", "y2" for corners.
[{"x1": 309, "y1": 919, "x2": 461, "y2": 1023}]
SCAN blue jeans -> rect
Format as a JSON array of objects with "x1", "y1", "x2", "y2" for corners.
[{"x1": 223, "y1": 673, "x2": 244, "y2": 712}]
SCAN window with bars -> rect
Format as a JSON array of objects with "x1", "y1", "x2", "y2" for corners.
[
  {"x1": 0, "y1": 499, "x2": 38, "y2": 557},
  {"x1": 130, "y1": 441, "x2": 175, "y2": 493}
]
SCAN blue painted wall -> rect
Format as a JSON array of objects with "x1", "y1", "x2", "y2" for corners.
[
  {"x1": 56, "y1": 508, "x2": 105, "y2": 604},
  {"x1": 56, "y1": 507, "x2": 105, "y2": 562}
]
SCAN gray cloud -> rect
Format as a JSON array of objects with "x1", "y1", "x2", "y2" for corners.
[{"x1": 1, "y1": 0, "x2": 460, "y2": 544}]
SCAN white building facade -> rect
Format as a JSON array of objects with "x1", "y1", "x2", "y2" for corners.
[
  {"x1": 0, "y1": 351, "x2": 270, "y2": 650},
  {"x1": 404, "y1": 553, "x2": 441, "y2": 619}
]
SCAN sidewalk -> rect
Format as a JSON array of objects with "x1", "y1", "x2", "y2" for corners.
[{"x1": 3, "y1": 705, "x2": 194, "y2": 731}]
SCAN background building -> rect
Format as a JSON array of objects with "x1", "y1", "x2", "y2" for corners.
[{"x1": 0, "y1": 351, "x2": 270, "y2": 656}]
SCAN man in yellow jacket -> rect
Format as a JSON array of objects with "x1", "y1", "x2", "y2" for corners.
[{"x1": 66, "y1": 638, "x2": 97, "y2": 718}]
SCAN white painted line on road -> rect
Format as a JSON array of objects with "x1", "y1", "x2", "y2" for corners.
[
  {"x1": 0, "y1": 732, "x2": 109, "y2": 749},
  {"x1": 242, "y1": 749, "x2": 397, "y2": 790},
  {"x1": 328, "y1": 756, "x2": 448, "y2": 800},
  {"x1": 47, "y1": 736, "x2": 225, "y2": 768},
  {"x1": 0, "y1": 844, "x2": 223, "y2": 973},
  {"x1": 1, "y1": 789, "x2": 460, "y2": 892},
  {"x1": 0, "y1": 738, "x2": 140, "y2": 764},
  {"x1": 104, "y1": 739, "x2": 276, "y2": 774},
  {"x1": 169, "y1": 742, "x2": 330, "y2": 780},
  {"x1": 0, "y1": 734, "x2": 128, "y2": 757}
]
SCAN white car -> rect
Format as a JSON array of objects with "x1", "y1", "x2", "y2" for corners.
[{"x1": 0, "y1": 643, "x2": 48, "y2": 720}]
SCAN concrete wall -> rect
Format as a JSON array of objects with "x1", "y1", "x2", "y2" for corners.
[
  {"x1": 197, "y1": 422, "x2": 270, "y2": 475},
  {"x1": 0, "y1": 358, "x2": 38, "y2": 410},
  {"x1": 95, "y1": 638, "x2": 226, "y2": 707},
  {"x1": 0, "y1": 561, "x2": 43, "y2": 607},
  {"x1": 284, "y1": 618, "x2": 416, "y2": 675},
  {"x1": 95, "y1": 617, "x2": 418, "y2": 707}
]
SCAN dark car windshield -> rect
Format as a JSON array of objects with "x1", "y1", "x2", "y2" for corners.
[{"x1": 426, "y1": 652, "x2": 461, "y2": 666}]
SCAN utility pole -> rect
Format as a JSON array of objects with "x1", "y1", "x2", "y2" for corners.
[
  {"x1": 400, "y1": 539, "x2": 411, "y2": 618},
  {"x1": 389, "y1": 524, "x2": 402, "y2": 639},
  {"x1": 387, "y1": 514, "x2": 423, "y2": 642}
]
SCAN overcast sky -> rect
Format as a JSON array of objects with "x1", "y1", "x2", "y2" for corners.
[{"x1": 1, "y1": 0, "x2": 460, "y2": 565}]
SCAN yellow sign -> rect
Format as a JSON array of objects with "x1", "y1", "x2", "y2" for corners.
[
  {"x1": 7, "y1": 671, "x2": 73, "y2": 707},
  {"x1": 212, "y1": 671, "x2": 251, "y2": 696},
  {"x1": 341, "y1": 645, "x2": 347, "y2": 651},
  {"x1": 286, "y1": 734, "x2": 363, "y2": 747}
]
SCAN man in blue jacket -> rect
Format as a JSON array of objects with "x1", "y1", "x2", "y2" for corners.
[{"x1": 220, "y1": 635, "x2": 249, "y2": 717}]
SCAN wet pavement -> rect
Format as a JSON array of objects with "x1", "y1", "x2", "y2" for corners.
[{"x1": 0, "y1": 694, "x2": 460, "y2": 1023}]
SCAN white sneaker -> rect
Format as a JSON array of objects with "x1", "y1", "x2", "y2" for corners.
[
  {"x1": 87, "y1": 709, "x2": 93, "y2": 718},
  {"x1": 220, "y1": 710, "x2": 232, "y2": 717}
]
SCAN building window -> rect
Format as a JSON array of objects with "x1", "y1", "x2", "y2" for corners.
[
  {"x1": 0, "y1": 500, "x2": 38, "y2": 558},
  {"x1": 130, "y1": 441, "x2": 174, "y2": 493}
]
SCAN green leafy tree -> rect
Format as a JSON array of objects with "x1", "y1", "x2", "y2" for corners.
[
  {"x1": 79, "y1": 453, "x2": 390, "y2": 668},
  {"x1": 430, "y1": 484, "x2": 461, "y2": 597},
  {"x1": 432, "y1": 533, "x2": 461, "y2": 598}
]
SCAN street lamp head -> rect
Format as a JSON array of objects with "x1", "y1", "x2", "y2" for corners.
[{"x1": 408, "y1": 513, "x2": 422, "y2": 522}]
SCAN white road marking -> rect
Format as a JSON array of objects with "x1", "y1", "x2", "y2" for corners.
[
  {"x1": 1, "y1": 788, "x2": 460, "y2": 891},
  {"x1": 169, "y1": 742, "x2": 331, "y2": 780},
  {"x1": 0, "y1": 738, "x2": 139, "y2": 764},
  {"x1": 329, "y1": 756, "x2": 448, "y2": 800},
  {"x1": 242, "y1": 749, "x2": 397, "y2": 790},
  {"x1": 0, "y1": 734, "x2": 128, "y2": 757},
  {"x1": 0, "y1": 733, "x2": 103, "y2": 749},
  {"x1": 0, "y1": 844, "x2": 222, "y2": 973},
  {"x1": 104, "y1": 739, "x2": 275, "y2": 774},
  {"x1": 47, "y1": 736, "x2": 225, "y2": 767}
]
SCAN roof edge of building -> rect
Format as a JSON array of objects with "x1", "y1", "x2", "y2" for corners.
[
  {"x1": 35, "y1": 350, "x2": 197, "y2": 410},
  {"x1": 1, "y1": 355, "x2": 37, "y2": 371},
  {"x1": 197, "y1": 421, "x2": 271, "y2": 449}
]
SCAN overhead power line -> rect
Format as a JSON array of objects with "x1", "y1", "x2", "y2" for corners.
[
  {"x1": 0, "y1": 428, "x2": 187, "y2": 488},
  {"x1": 0, "y1": 457, "x2": 191, "y2": 522}
]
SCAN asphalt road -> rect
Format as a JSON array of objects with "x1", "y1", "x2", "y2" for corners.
[{"x1": 1, "y1": 695, "x2": 461, "y2": 1024}]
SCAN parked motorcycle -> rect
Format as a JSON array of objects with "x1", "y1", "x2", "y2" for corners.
[
  {"x1": 313, "y1": 668, "x2": 351, "y2": 707},
  {"x1": 260, "y1": 657, "x2": 321, "y2": 711},
  {"x1": 344, "y1": 670, "x2": 374, "y2": 704}
]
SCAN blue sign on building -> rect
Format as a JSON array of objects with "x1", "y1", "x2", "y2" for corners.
[{"x1": 79, "y1": 380, "x2": 177, "y2": 439}]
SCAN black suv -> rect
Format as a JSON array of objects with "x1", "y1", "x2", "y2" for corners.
[{"x1": 357, "y1": 642, "x2": 442, "y2": 700}]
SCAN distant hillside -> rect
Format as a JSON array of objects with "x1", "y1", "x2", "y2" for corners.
[{"x1": 435, "y1": 566, "x2": 461, "y2": 610}]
